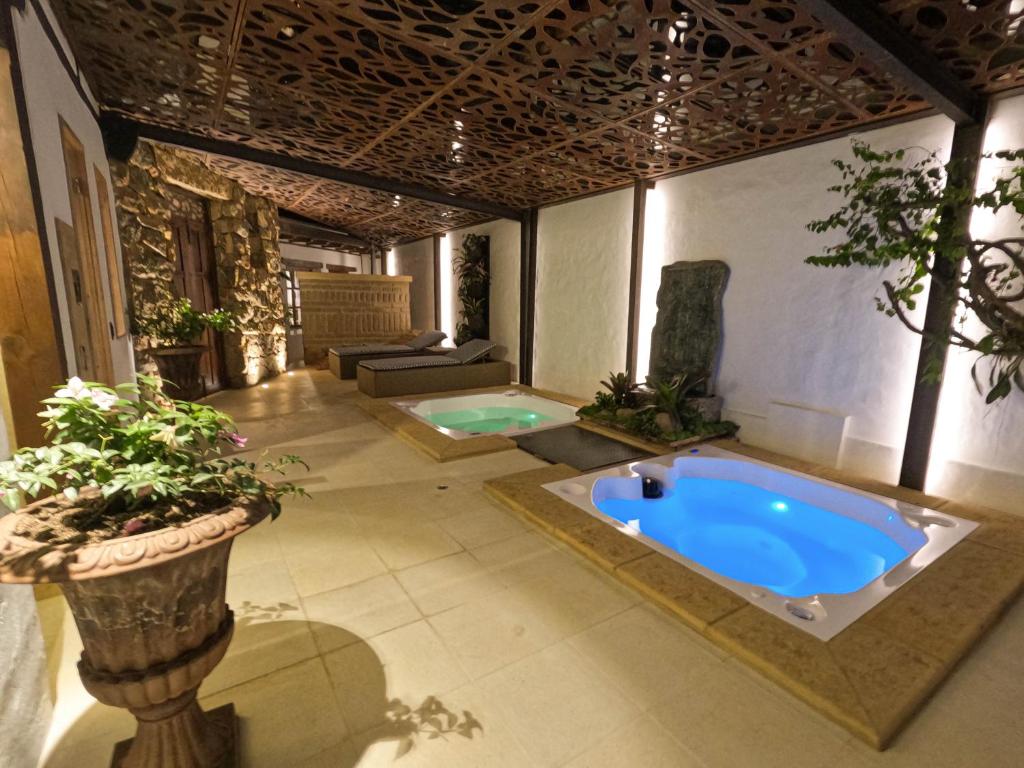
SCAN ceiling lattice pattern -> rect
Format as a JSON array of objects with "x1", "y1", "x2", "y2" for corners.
[
  {"x1": 50, "y1": 0, "x2": 1024, "y2": 243},
  {"x1": 204, "y1": 156, "x2": 493, "y2": 243}
]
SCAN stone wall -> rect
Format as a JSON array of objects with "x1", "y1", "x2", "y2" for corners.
[
  {"x1": 112, "y1": 142, "x2": 286, "y2": 387},
  {"x1": 296, "y1": 272, "x2": 412, "y2": 364}
]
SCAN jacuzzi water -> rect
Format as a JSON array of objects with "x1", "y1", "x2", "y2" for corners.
[
  {"x1": 597, "y1": 478, "x2": 922, "y2": 598},
  {"x1": 544, "y1": 446, "x2": 976, "y2": 640},
  {"x1": 392, "y1": 390, "x2": 579, "y2": 439},
  {"x1": 428, "y1": 406, "x2": 554, "y2": 433}
]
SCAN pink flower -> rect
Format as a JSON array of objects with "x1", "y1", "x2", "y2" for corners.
[
  {"x1": 225, "y1": 432, "x2": 248, "y2": 449},
  {"x1": 122, "y1": 518, "x2": 146, "y2": 536}
]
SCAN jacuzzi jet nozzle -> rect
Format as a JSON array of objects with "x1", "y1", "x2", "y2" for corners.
[{"x1": 642, "y1": 477, "x2": 663, "y2": 499}]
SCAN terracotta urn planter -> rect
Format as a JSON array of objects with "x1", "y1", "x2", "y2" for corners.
[
  {"x1": 0, "y1": 495, "x2": 271, "y2": 767},
  {"x1": 151, "y1": 346, "x2": 206, "y2": 401}
]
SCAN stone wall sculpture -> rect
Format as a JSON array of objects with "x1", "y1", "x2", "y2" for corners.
[
  {"x1": 296, "y1": 272, "x2": 412, "y2": 364},
  {"x1": 648, "y1": 260, "x2": 730, "y2": 388},
  {"x1": 112, "y1": 142, "x2": 286, "y2": 387}
]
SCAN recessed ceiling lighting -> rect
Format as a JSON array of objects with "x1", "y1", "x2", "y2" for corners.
[{"x1": 197, "y1": 35, "x2": 220, "y2": 50}]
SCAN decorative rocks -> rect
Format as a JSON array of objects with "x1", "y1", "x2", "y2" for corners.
[{"x1": 648, "y1": 260, "x2": 730, "y2": 385}]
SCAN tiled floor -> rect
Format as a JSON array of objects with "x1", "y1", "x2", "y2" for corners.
[{"x1": 36, "y1": 370, "x2": 1024, "y2": 767}]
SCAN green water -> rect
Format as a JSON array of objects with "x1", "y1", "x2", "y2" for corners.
[{"x1": 427, "y1": 406, "x2": 554, "y2": 433}]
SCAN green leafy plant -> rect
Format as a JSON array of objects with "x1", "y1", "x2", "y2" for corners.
[
  {"x1": 454, "y1": 234, "x2": 490, "y2": 345},
  {"x1": 600, "y1": 371, "x2": 638, "y2": 407},
  {"x1": 0, "y1": 375, "x2": 307, "y2": 547},
  {"x1": 642, "y1": 371, "x2": 707, "y2": 433},
  {"x1": 133, "y1": 297, "x2": 238, "y2": 348},
  {"x1": 624, "y1": 408, "x2": 662, "y2": 439},
  {"x1": 807, "y1": 140, "x2": 1024, "y2": 402}
]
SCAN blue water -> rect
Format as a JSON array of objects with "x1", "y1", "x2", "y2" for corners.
[{"x1": 595, "y1": 478, "x2": 919, "y2": 597}]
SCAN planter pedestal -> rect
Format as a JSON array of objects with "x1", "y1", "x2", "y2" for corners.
[{"x1": 0, "y1": 498, "x2": 270, "y2": 768}]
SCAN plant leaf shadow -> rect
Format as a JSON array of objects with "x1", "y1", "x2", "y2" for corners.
[{"x1": 44, "y1": 620, "x2": 483, "y2": 767}]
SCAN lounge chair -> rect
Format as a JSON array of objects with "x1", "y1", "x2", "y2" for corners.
[
  {"x1": 356, "y1": 339, "x2": 513, "y2": 397},
  {"x1": 328, "y1": 330, "x2": 448, "y2": 378}
]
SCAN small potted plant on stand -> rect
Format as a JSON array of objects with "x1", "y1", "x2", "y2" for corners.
[
  {"x1": 0, "y1": 375, "x2": 306, "y2": 767},
  {"x1": 134, "y1": 298, "x2": 236, "y2": 401}
]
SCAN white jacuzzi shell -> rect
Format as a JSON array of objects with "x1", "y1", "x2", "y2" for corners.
[
  {"x1": 391, "y1": 390, "x2": 580, "y2": 439},
  {"x1": 543, "y1": 445, "x2": 976, "y2": 640}
]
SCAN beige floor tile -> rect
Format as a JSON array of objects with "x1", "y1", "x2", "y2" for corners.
[
  {"x1": 468, "y1": 529, "x2": 570, "y2": 587},
  {"x1": 567, "y1": 604, "x2": 726, "y2": 709},
  {"x1": 427, "y1": 586, "x2": 569, "y2": 679},
  {"x1": 347, "y1": 682, "x2": 533, "y2": 768},
  {"x1": 363, "y1": 520, "x2": 464, "y2": 571},
  {"x1": 206, "y1": 561, "x2": 317, "y2": 694},
  {"x1": 438, "y1": 503, "x2": 528, "y2": 549},
  {"x1": 650, "y1": 660, "x2": 851, "y2": 768},
  {"x1": 395, "y1": 552, "x2": 506, "y2": 616},
  {"x1": 228, "y1": 520, "x2": 284, "y2": 574},
  {"x1": 476, "y1": 642, "x2": 641, "y2": 767},
  {"x1": 324, "y1": 620, "x2": 469, "y2": 735},
  {"x1": 202, "y1": 657, "x2": 349, "y2": 767},
  {"x1": 563, "y1": 715, "x2": 706, "y2": 768},
  {"x1": 302, "y1": 574, "x2": 423, "y2": 654},
  {"x1": 285, "y1": 538, "x2": 389, "y2": 598},
  {"x1": 508, "y1": 560, "x2": 639, "y2": 637}
]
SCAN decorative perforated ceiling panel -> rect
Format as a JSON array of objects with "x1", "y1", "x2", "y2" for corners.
[{"x1": 49, "y1": 0, "x2": 1023, "y2": 243}]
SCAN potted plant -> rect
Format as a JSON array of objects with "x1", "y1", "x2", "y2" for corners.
[
  {"x1": 0, "y1": 375, "x2": 306, "y2": 767},
  {"x1": 133, "y1": 297, "x2": 236, "y2": 401}
]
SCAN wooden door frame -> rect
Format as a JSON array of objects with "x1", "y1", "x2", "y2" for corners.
[{"x1": 58, "y1": 116, "x2": 114, "y2": 384}]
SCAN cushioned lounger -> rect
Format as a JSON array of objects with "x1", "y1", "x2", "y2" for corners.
[
  {"x1": 329, "y1": 330, "x2": 447, "y2": 378},
  {"x1": 356, "y1": 339, "x2": 512, "y2": 397}
]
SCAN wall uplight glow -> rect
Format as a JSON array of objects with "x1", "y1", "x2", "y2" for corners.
[
  {"x1": 925, "y1": 110, "x2": 1015, "y2": 497},
  {"x1": 386, "y1": 247, "x2": 396, "y2": 276},
  {"x1": 635, "y1": 186, "x2": 668, "y2": 383},
  {"x1": 438, "y1": 234, "x2": 456, "y2": 342}
]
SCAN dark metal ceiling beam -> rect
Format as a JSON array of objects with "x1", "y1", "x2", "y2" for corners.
[
  {"x1": 105, "y1": 114, "x2": 523, "y2": 221},
  {"x1": 799, "y1": 0, "x2": 981, "y2": 124},
  {"x1": 278, "y1": 214, "x2": 369, "y2": 251}
]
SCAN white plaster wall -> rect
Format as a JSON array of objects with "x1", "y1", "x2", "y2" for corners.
[
  {"x1": 447, "y1": 219, "x2": 521, "y2": 370},
  {"x1": 927, "y1": 94, "x2": 1024, "y2": 514},
  {"x1": 393, "y1": 238, "x2": 435, "y2": 332},
  {"x1": 534, "y1": 189, "x2": 633, "y2": 398},
  {"x1": 13, "y1": 1, "x2": 134, "y2": 385},
  {"x1": 652, "y1": 115, "x2": 956, "y2": 482},
  {"x1": 280, "y1": 242, "x2": 362, "y2": 272}
]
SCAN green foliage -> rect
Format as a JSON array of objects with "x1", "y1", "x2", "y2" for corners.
[
  {"x1": 600, "y1": 371, "x2": 638, "y2": 407},
  {"x1": 642, "y1": 371, "x2": 707, "y2": 433},
  {"x1": 133, "y1": 297, "x2": 238, "y2": 347},
  {"x1": 454, "y1": 234, "x2": 489, "y2": 345},
  {"x1": 0, "y1": 375, "x2": 307, "y2": 532},
  {"x1": 807, "y1": 140, "x2": 1024, "y2": 401},
  {"x1": 624, "y1": 408, "x2": 662, "y2": 439}
]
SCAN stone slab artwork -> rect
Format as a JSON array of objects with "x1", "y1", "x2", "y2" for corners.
[
  {"x1": 297, "y1": 272, "x2": 412, "y2": 364},
  {"x1": 648, "y1": 260, "x2": 730, "y2": 385}
]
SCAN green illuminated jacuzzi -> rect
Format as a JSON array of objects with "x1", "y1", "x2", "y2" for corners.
[{"x1": 392, "y1": 391, "x2": 579, "y2": 439}]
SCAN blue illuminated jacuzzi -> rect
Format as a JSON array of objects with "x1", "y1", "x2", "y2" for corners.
[{"x1": 543, "y1": 446, "x2": 975, "y2": 640}]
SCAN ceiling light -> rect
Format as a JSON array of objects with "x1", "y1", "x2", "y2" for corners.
[
  {"x1": 280, "y1": 25, "x2": 296, "y2": 38},
  {"x1": 197, "y1": 35, "x2": 220, "y2": 50}
]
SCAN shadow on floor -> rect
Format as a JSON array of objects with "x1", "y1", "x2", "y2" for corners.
[{"x1": 46, "y1": 620, "x2": 483, "y2": 767}]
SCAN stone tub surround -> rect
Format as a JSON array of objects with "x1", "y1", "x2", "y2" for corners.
[
  {"x1": 355, "y1": 385, "x2": 588, "y2": 463},
  {"x1": 483, "y1": 440, "x2": 1024, "y2": 750},
  {"x1": 113, "y1": 142, "x2": 286, "y2": 387}
]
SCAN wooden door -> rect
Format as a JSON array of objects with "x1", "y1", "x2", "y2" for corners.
[
  {"x1": 171, "y1": 214, "x2": 225, "y2": 394},
  {"x1": 59, "y1": 120, "x2": 114, "y2": 384}
]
